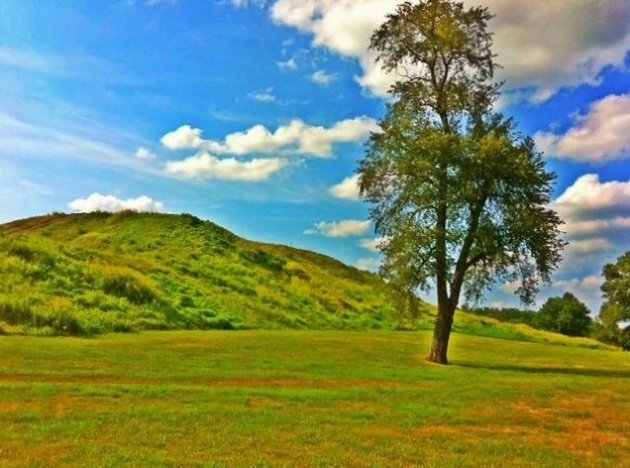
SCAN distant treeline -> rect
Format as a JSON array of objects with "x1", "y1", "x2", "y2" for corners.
[{"x1": 465, "y1": 293, "x2": 593, "y2": 339}]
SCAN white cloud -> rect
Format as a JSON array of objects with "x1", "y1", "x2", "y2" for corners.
[
  {"x1": 554, "y1": 275, "x2": 604, "y2": 292},
  {"x1": 551, "y1": 174, "x2": 630, "y2": 278},
  {"x1": 135, "y1": 146, "x2": 156, "y2": 160},
  {"x1": 480, "y1": 0, "x2": 630, "y2": 103},
  {"x1": 268, "y1": 0, "x2": 630, "y2": 101},
  {"x1": 277, "y1": 57, "x2": 298, "y2": 71},
  {"x1": 161, "y1": 117, "x2": 378, "y2": 158},
  {"x1": 164, "y1": 151, "x2": 286, "y2": 182},
  {"x1": 69, "y1": 193, "x2": 164, "y2": 213},
  {"x1": 305, "y1": 219, "x2": 370, "y2": 237},
  {"x1": 501, "y1": 280, "x2": 521, "y2": 295},
  {"x1": 563, "y1": 217, "x2": 630, "y2": 238},
  {"x1": 566, "y1": 238, "x2": 613, "y2": 254},
  {"x1": 310, "y1": 69, "x2": 337, "y2": 86},
  {"x1": 536, "y1": 94, "x2": 630, "y2": 162},
  {"x1": 359, "y1": 237, "x2": 388, "y2": 252},
  {"x1": 329, "y1": 174, "x2": 361, "y2": 200},
  {"x1": 555, "y1": 174, "x2": 630, "y2": 222},
  {"x1": 356, "y1": 257, "x2": 381, "y2": 272},
  {"x1": 161, "y1": 125, "x2": 204, "y2": 151},
  {"x1": 500, "y1": 171, "x2": 630, "y2": 309},
  {"x1": 248, "y1": 89, "x2": 276, "y2": 103}
]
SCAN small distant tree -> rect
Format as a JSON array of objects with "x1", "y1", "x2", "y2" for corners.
[
  {"x1": 535, "y1": 293, "x2": 592, "y2": 337},
  {"x1": 599, "y1": 252, "x2": 630, "y2": 350},
  {"x1": 359, "y1": 0, "x2": 564, "y2": 364}
]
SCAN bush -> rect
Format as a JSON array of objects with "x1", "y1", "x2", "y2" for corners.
[
  {"x1": 92, "y1": 265, "x2": 159, "y2": 304},
  {"x1": 0, "y1": 299, "x2": 33, "y2": 324},
  {"x1": 240, "y1": 248, "x2": 286, "y2": 273},
  {"x1": 197, "y1": 311, "x2": 241, "y2": 330},
  {"x1": 178, "y1": 295, "x2": 195, "y2": 308}
]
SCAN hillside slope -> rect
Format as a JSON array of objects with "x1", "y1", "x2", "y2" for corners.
[
  {"x1": 0, "y1": 212, "x2": 613, "y2": 349},
  {"x1": 0, "y1": 212, "x2": 410, "y2": 335}
]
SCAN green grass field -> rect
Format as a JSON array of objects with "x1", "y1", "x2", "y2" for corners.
[{"x1": 1, "y1": 330, "x2": 628, "y2": 467}]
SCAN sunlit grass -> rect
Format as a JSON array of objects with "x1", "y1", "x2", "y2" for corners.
[{"x1": 0, "y1": 330, "x2": 627, "y2": 466}]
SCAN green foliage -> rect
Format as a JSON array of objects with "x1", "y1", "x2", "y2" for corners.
[
  {"x1": 91, "y1": 264, "x2": 159, "y2": 305},
  {"x1": 0, "y1": 298, "x2": 34, "y2": 324},
  {"x1": 535, "y1": 293, "x2": 592, "y2": 337},
  {"x1": 239, "y1": 247, "x2": 286, "y2": 273},
  {"x1": 360, "y1": 0, "x2": 564, "y2": 363},
  {"x1": 598, "y1": 252, "x2": 630, "y2": 350}
]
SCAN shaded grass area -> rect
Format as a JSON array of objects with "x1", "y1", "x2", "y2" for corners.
[{"x1": 0, "y1": 330, "x2": 628, "y2": 466}]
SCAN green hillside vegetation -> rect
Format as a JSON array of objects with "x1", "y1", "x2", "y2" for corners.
[
  {"x1": 0, "y1": 212, "x2": 408, "y2": 335},
  {"x1": 0, "y1": 212, "x2": 613, "y2": 350}
]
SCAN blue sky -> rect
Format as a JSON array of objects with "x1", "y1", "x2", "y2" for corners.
[{"x1": 1, "y1": 0, "x2": 629, "y2": 313}]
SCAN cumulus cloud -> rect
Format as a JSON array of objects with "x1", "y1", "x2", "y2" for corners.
[
  {"x1": 356, "y1": 257, "x2": 381, "y2": 272},
  {"x1": 305, "y1": 219, "x2": 371, "y2": 237},
  {"x1": 555, "y1": 174, "x2": 630, "y2": 223},
  {"x1": 134, "y1": 146, "x2": 156, "y2": 160},
  {"x1": 359, "y1": 237, "x2": 389, "y2": 252},
  {"x1": 161, "y1": 117, "x2": 378, "y2": 158},
  {"x1": 69, "y1": 193, "x2": 164, "y2": 213},
  {"x1": 164, "y1": 151, "x2": 286, "y2": 182},
  {"x1": 161, "y1": 125, "x2": 204, "y2": 151},
  {"x1": 482, "y1": 0, "x2": 630, "y2": 103},
  {"x1": 268, "y1": 0, "x2": 630, "y2": 101},
  {"x1": 536, "y1": 94, "x2": 630, "y2": 162},
  {"x1": 329, "y1": 174, "x2": 361, "y2": 200},
  {"x1": 552, "y1": 173, "x2": 630, "y2": 276},
  {"x1": 310, "y1": 69, "x2": 337, "y2": 86}
]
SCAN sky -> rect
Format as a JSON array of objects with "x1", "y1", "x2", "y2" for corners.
[{"x1": 1, "y1": 0, "x2": 629, "y2": 313}]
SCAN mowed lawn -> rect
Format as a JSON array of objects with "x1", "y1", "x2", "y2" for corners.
[{"x1": 0, "y1": 331, "x2": 628, "y2": 467}]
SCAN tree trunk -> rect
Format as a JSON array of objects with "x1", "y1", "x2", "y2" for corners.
[{"x1": 427, "y1": 301, "x2": 455, "y2": 365}]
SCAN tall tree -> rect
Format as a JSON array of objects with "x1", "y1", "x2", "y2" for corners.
[
  {"x1": 359, "y1": 0, "x2": 564, "y2": 364},
  {"x1": 599, "y1": 252, "x2": 630, "y2": 350}
]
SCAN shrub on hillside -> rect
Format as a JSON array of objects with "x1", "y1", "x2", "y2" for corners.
[
  {"x1": 0, "y1": 299, "x2": 34, "y2": 324},
  {"x1": 240, "y1": 248, "x2": 286, "y2": 273},
  {"x1": 91, "y1": 264, "x2": 159, "y2": 304}
]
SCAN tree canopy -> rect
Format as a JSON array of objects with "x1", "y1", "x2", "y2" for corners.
[
  {"x1": 598, "y1": 252, "x2": 630, "y2": 350},
  {"x1": 535, "y1": 293, "x2": 592, "y2": 337},
  {"x1": 359, "y1": 0, "x2": 564, "y2": 364}
]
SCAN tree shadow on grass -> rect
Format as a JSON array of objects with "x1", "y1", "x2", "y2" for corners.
[{"x1": 455, "y1": 362, "x2": 630, "y2": 379}]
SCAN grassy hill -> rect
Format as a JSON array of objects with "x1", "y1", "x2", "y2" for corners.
[
  {"x1": 0, "y1": 211, "x2": 410, "y2": 335},
  {"x1": 0, "y1": 211, "x2": 613, "y2": 349},
  {"x1": 0, "y1": 330, "x2": 628, "y2": 466}
]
